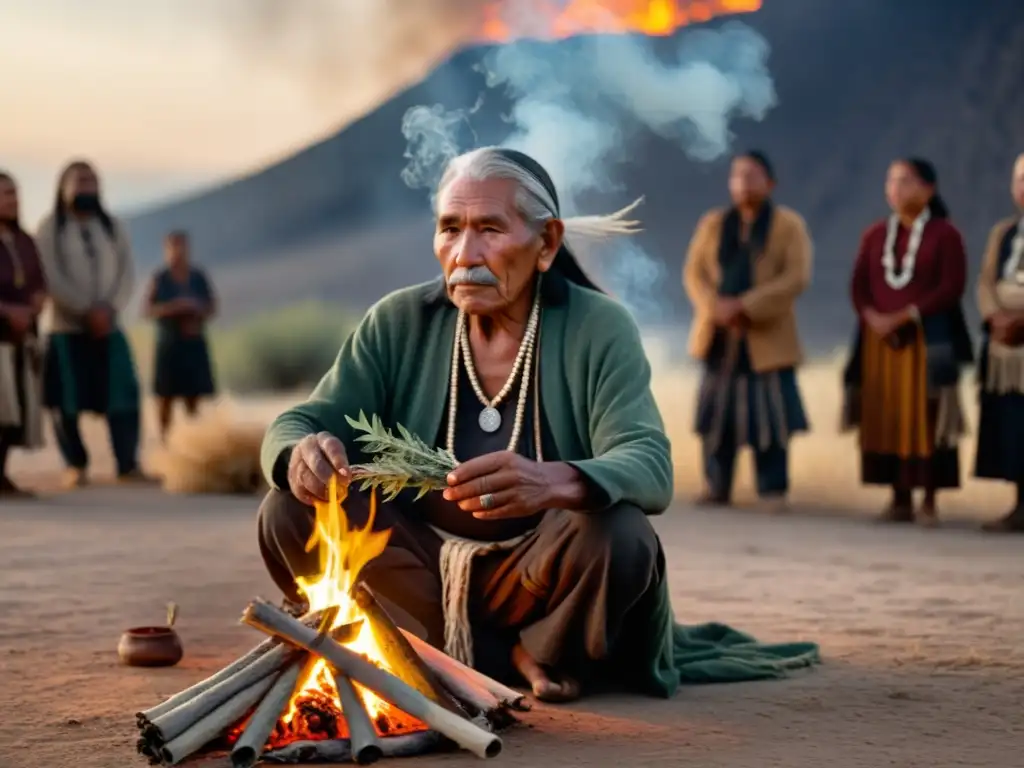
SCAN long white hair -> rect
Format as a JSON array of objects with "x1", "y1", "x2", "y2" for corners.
[{"x1": 435, "y1": 147, "x2": 643, "y2": 255}]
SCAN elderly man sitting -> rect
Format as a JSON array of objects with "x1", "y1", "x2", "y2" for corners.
[{"x1": 257, "y1": 147, "x2": 818, "y2": 703}]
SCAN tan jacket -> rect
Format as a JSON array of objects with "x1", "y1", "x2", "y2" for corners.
[
  {"x1": 977, "y1": 217, "x2": 1020, "y2": 321},
  {"x1": 35, "y1": 213, "x2": 136, "y2": 334},
  {"x1": 683, "y1": 204, "x2": 812, "y2": 373}
]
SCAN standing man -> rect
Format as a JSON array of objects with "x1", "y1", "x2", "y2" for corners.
[{"x1": 683, "y1": 150, "x2": 812, "y2": 509}]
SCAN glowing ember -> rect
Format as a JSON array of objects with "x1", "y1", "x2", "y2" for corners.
[
  {"x1": 272, "y1": 479, "x2": 426, "y2": 747},
  {"x1": 480, "y1": 0, "x2": 762, "y2": 41}
]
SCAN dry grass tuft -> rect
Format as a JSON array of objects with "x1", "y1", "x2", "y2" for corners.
[{"x1": 148, "y1": 399, "x2": 270, "y2": 495}]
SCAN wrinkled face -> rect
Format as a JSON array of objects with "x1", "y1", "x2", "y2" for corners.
[
  {"x1": 728, "y1": 156, "x2": 773, "y2": 207},
  {"x1": 164, "y1": 234, "x2": 189, "y2": 267},
  {"x1": 1012, "y1": 155, "x2": 1024, "y2": 211},
  {"x1": 885, "y1": 161, "x2": 931, "y2": 215},
  {"x1": 0, "y1": 177, "x2": 18, "y2": 223},
  {"x1": 61, "y1": 163, "x2": 100, "y2": 205},
  {"x1": 434, "y1": 176, "x2": 562, "y2": 316}
]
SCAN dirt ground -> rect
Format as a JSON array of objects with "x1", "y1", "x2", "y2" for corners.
[
  {"x1": 2, "y1": 362, "x2": 1023, "y2": 768},
  {"x1": 2, "y1": 482, "x2": 1022, "y2": 768}
]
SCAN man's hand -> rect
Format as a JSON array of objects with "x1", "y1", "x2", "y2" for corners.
[
  {"x1": 287, "y1": 432, "x2": 350, "y2": 505},
  {"x1": 86, "y1": 304, "x2": 112, "y2": 338},
  {"x1": 443, "y1": 451, "x2": 587, "y2": 519},
  {"x1": 712, "y1": 297, "x2": 744, "y2": 327}
]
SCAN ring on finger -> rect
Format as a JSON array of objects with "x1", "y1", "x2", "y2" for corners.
[{"x1": 480, "y1": 493, "x2": 495, "y2": 511}]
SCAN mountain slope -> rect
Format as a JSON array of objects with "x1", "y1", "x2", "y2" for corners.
[{"x1": 127, "y1": 0, "x2": 1024, "y2": 350}]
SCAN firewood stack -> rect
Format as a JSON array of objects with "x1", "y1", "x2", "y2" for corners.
[{"x1": 134, "y1": 586, "x2": 526, "y2": 766}]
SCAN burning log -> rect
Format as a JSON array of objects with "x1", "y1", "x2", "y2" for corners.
[
  {"x1": 160, "y1": 673, "x2": 282, "y2": 766},
  {"x1": 262, "y1": 732, "x2": 445, "y2": 764},
  {"x1": 146, "y1": 644, "x2": 298, "y2": 745},
  {"x1": 242, "y1": 598, "x2": 503, "y2": 759},
  {"x1": 331, "y1": 672, "x2": 382, "y2": 764},
  {"x1": 230, "y1": 660, "x2": 306, "y2": 768},
  {"x1": 352, "y1": 584, "x2": 464, "y2": 715},
  {"x1": 398, "y1": 629, "x2": 529, "y2": 712},
  {"x1": 136, "y1": 610, "x2": 329, "y2": 727}
]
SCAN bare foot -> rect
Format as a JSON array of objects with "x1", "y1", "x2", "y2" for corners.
[
  {"x1": 916, "y1": 503, "x2": 939, "y2": 528},
  {"x1": 511, "y1": 644, "x2": 580, "y2": 703},
  {"x1": 878, "y1": 503, "x2": 913, "y2": 523}
]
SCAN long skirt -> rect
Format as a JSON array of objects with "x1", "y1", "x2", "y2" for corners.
[
  {"x1": 0, "y1": 338, "x2": 43, "y2": 448},
  {"x1": 975, "y1": 337, "x2": 1024, "y2": 483},
  {"x1": 43, "y1": 331, "x2": 140, "y2": 416},
  {"x1": 845, "y1": 326, "x2": 965, "y2": 489},
  {"x1": 153, "y1": 334, "x2": 215, "y2": 399}
]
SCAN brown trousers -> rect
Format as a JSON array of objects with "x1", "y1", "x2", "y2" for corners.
[{"x1": 257, "y1": 489, "x2": 662, "y2": 682}]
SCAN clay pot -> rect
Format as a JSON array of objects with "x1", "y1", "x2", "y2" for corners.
[{"x1": 118, "y1": 626, "x2": 183, "y2": 667}]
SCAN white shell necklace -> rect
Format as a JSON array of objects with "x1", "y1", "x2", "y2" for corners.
[
  {"x1": 446, "y1": 284, "x2": 541, "y2": 457},
  {"x1": 882, "y1": 209, "x2": 931, "y2": 290},
  {"x1": 1001, "y1": 217, "x2": 1024, "y2": 285}
]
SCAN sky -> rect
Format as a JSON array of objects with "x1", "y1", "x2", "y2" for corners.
[{"x1": 1, "y1": 0, "x2": 453, "y2": 227}]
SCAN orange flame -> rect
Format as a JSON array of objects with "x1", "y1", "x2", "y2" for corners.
[
  {"x1": 263, "y1": 478, "x2": 426, "y2": 746},
  {"x1": 480, "y1": 0, "x2": 762, "y2": 42}
]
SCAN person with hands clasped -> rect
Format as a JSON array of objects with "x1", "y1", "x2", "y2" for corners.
[
  {"x1": 0, "y1": 171, "x2": 47, "y2": 497},
  {"x1": 974, "y1": 153, "x2": 1024, "y2": 533},
  {"x1": 35, "y1": 160, "x2": 146, "y2": 487}
]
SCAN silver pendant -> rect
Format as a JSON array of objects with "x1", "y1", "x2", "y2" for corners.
[{"x1": 478, "y1": 407, "x2": 501, "y2": 433}]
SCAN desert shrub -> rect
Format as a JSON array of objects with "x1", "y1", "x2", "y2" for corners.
[
  {"x1": 127, "y1": 301, "x2": 357, "y2": 395},
  {"x1": 213, "y1": 302, "x2": 356, "y2": 393}
]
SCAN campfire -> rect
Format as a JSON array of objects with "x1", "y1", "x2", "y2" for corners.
[{"x1": 134, "y1": 480, "x2": 525, "y2": 766}]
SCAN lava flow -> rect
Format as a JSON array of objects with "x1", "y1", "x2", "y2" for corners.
[
  {"x1": 265, "y1": 479, "x2": 426, "y2": 748},
  {"x1": 480, "y1": 0, "x2": 762, "y2": 41}
]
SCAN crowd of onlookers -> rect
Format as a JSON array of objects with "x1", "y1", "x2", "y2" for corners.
[
  {"x1": 683, "y1": 150, "x2": 1024, "y2": 533},
  {"x1": 0, "y1": 161, "x2": 218, "y2": 497},
  {"x1": 3, "y1": 149, "x2": 1024, "y2": 540}
]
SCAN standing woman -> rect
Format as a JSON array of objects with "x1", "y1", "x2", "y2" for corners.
[
  {"x1": 144, "y1": 230, "x2": 217, "y2": 441},
  {"x1": 35, "y1": 160, "x2": 145, "y2": 487},
  {"x1": 843, "y1": 158, "x2": 973, "y2": 525},
  {"x1": 0, "y1": 172, "x2": 47, "y2": 497},
  {"x1": 975, "y1": 153, "x2": 1024, "y2": 532}
]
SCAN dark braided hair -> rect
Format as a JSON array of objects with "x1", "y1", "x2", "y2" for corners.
[
  {"x1": 902, "y1": 157, "x2": 950, "y2": 219},
  {"x1": 53, "y1": 159, "x2": 115, "y2": 236}
]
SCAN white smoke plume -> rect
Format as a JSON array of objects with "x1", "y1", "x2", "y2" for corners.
[{"x1": 401, "y1": 12, "x2": 777, "y2": 320}]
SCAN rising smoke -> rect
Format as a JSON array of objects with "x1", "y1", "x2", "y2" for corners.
[
  {"x1": 401, "y1": 8, "x2": 776, "y2": 320},
  {"x1": 213, "y1": 0, "x2": 487, "y2": 117}
]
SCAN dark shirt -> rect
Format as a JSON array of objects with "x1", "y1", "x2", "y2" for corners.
[
  {"x1": 417, "y1": 364, "x2": 544, "y2": 542},
  {"x1": 0, "y1": 228, "x2": 46, "y2": 342},
  {"x1": 149, "y1": 266, "x2": 213, "y2": 343}
]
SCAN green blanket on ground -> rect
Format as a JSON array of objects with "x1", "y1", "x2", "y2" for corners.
[{"x1": 630, "y1": 575, "x2": 821, "y2": 696}]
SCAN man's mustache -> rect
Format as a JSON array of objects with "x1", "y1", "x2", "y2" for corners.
[{"x1": 447, "y1": 266, "x2": 500, "y2": 287}]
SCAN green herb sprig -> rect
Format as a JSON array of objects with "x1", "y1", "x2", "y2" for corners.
[{"x1": 345, "y1": 411, "x2": 457, "y2": 501}]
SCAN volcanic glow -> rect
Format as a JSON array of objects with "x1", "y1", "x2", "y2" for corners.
[
  {"x1": 480, "y1": 0, "x2": 762, "y2": 41},
  {"x1": 263, "y1": 479, "x2": 426, "y2": 747}
]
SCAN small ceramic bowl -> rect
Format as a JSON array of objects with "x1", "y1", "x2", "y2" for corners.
[{"x1": 118, "y1": 626, "x2": 183, "y2": 667}]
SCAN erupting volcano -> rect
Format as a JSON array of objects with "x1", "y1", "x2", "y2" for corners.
[{"x1": 480, "y1": 0, "x2": 762, "y2": 40}]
